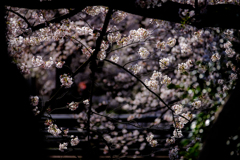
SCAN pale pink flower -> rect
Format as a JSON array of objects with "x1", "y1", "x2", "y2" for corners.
[
  {"x1": 59, "y1": 142, "x2": 68, "y2": 152},
  {"x1": 60, "y1": 74, "x2": 73, "y2": 88}
]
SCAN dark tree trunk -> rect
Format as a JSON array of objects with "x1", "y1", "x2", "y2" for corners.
[{"x1": 1, "y1": 4, "x2": 46, "y2": 160}]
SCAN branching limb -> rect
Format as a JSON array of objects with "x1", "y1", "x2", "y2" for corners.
[
  {"x1": 6, "y1": 8, "x2": 32, "y2": 28},
  {"x1": 103, "y1": 59, "x2": 190, "y2": 123}
]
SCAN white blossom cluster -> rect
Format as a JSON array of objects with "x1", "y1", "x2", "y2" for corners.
[
  {"x1": 30, "y1": 95, "x2": 39, "y2": 106},
  {"x1": 55, "y1": 61, "x2": 65, "y2": 68},
  {"x1": 223, "y1": 85, "x2": 229, "y2": 92},
  {"x1": 32, "y1": 106, "x2": 40, "y2": 115},
  {"x1": 29, "y1": 96, "x2": 40, "y2": 116},
  {"x1": 107, "y1": 31, "x2": 121, "y2": 44},
  {"x1": 145, "y1": 71, "x2": 163, "y2": 90},
  {"x1": 193, "y1": 30, "x2": 203, "y2": 39},
  {"x1": 70, "y1": 136, "x2": 80, "y2": 146},
  {"x1": 166, "y1": 136, "x2": 175, "y2": 145},
  {"x1": 156, "y1": 40, "x2": 166, "y2": 51},
  {"x1": 128, "y1": 64, "x2": 142, "y2": 74},
  {"x1": 178, "y1": 59, "x2": 193, "y2": 73},
  {"x1": 48, "y1": 124, "x2": 62, "y2": 136},
  {"x1": 81, "y1": 47, "x2": 95, "y2": 58},
  {"x1": 110, "y1": 54, "x2": 119, "y2": 63},
  {"x1": 60, "y1": 74, "x2": 73, "y2": 88},
  {"x1": 192, "y1": 100, "x2": 201, "y2": 109},
  {"x1": 97, "y1": 41, "x2": 109, "y2": 60},
  {"x1": 9, "y1": 25, "x2": 66, "y2": 48},
  {"x1": 127, "y1": 28, "x2": 150, "y2": 41},
  {"x1": 179, "y1": 8, "x2": 195, "y2": 19},
  {"x1": 179, "y1": 43, "x2": 192, "y2": 54},
  {"x1": 76, "y1": 26, "x2": 93, "y2": 36},
  {"x1": 211, "y1": 52, "x2": 221, "y2": 62},
  {"x1": 167, "y1": 37, "x2": 176, "y2": 47},
  {"x1": 8, "y1": 22, "x2": 95, "y2": 54},
  {"x1": 161, "y1": 75, "x2": 171, "y2": 85},
  {"x1": 146, "y1": 133, "x2": 158, "y2": 147},
  {"x1": 218, "y1": 79, "x2": 224, "y2": 84},
  {"x1": 97, "y1": 50, "x2": 106, "y2": 60},
  {"x1": 173, "y1": 129, "x2": 183, "y2": 138},
  {"x1": 145, "y1": 79, "x2": 159, "y2": 90},
  {"x1": 138, "y1": 47, "x2": 150, "y2": 59},
  {"x1": 112, "y1": 11, "x2": 128, "y2": 23},
  {"x1": 223, "y1": 41, "x2": 236, "y2": 58},
  {"x1": 59, "y1": 135, "x2": 80, "y2": 152},
  {"x1": 19, "y1": 63, "x2": 30, "y2": 74},
  {"x1": 31, "y1": 55, "x2": 64, "y2": 70},
  {"x1": 59, "y1": 142, "x2": 68, "y2": 152},
  {"x1": 43, "y1": 57, "x2": 54, "y2": 69},
  {"x1": 32, "y1": 55, "x2": 44, "y2": 67},
  {"x1": 83, "y1": 99, "x2": 89, "y2": 105},
  {"x1": 179, "y1": 112, "x2": 192, "y2": 126},
  {"x1": 67, "y1": 102, "x2": 79, "y2": 111},
  {"x1": 159, "y1": 58, "x2": 170, "y2": 69},
  {"x1": 83, "y1": 6, "x2": 106, "y2": 16},
  {"x1": 172, "y1": 104, "x2": 183, "y2": 115},
  {"x1": 117, "y1": 37, "x2": 130, "y2": 46}
]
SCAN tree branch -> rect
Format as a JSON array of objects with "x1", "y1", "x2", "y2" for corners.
[
  {"x1": 103, "y1": 59, "x2": 173, "y2": 111},
  {"x1": 86, "y1": 7, "x2": 113, "y2": 160},
  {"x1": 4, "y1": 0, "x2": 240, "y2": 29},
  {"x1": 6, "y1": 8, "x2": 32, "y2": 28},
  {"x1": 104, "y1": 59, "x2": 191, "y2": 124},
  {"x1": 16, "y1": 8, "x2": 84, "y2": 37},
  {"x1": 31, "y1": 8, "x2": 84, "y2": 32}
]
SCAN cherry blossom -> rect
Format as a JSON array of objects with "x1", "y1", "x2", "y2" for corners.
[
  {"x1": 83, "y1": 99, "x2": 89, "y2": 105},
  {"x1": 156, "y1": 41, "x2": 166, "y2": 51},
  {"x1": 211, "y1": 52, "x2": 221, "y2": 62},
  {"x1": 48, "y1": 124, "x2": 62, "y2": 136},
  {"x1": 32, "y1": 55, "x2": 44, "y2": 67},
  {"x1": 159, "y1": 58, "x2": 170, "y2": 69},
  {"x1": 172, "y1": 104, "x2": 183, "y2": 115},
  {"x1": 110, "y1": 54, "x2": 119, "y2": 63},
  {"x1": 161, "y1": 75, "x2": 171, "y2": 85},
  {"x1": 128, "y1": 64, "x2": 142, "y2": 74},
  {"x1": 167, "y1": 37, "x2": 176, "y2": 47},
  {"x1": 30, "y1": 96, "x2": 39, "y2": 106},
  {"x1": 67, "y1": 102, "x2": 79, "y2": 111},
  {"x1": 55, "y1": 61, "x2": 65, "y2": 68},
  {"x1": 59, "y1": 142, "x2": 68, "y2": 152},
  {"x1": 97, "y1": 50, "x2": 106, "y2": 60},
  {"x1": 166, "y1": 137, "x2": 175, "y2": 145},
  {"x1": 60, "y1": 74, "x2": 73, "y2": 88},
  {"x1": 192, "y1": 100, "x2": 201, "y2": 109},
  {"x1": 138, "y1": 47, "x2": 150, "y2": 59},
  {"x1": 70, "y1": 136, "x2": 80, "y2": 146}
]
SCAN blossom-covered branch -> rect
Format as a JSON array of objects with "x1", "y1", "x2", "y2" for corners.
[{"x1": 5, "y1": 0, "x2": 240, "y2": 29}]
